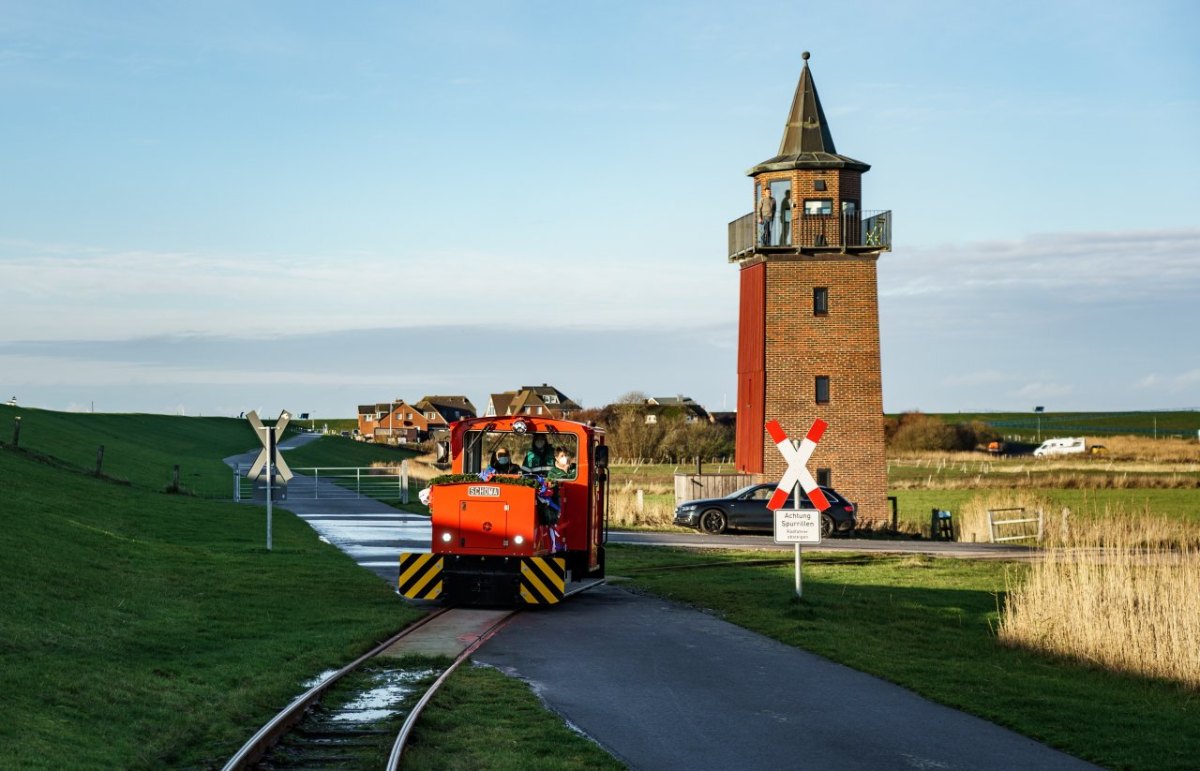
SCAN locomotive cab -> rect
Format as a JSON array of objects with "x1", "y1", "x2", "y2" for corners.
[{"x1": 399, "y1": 415, "x2": 608, "y2": 605}]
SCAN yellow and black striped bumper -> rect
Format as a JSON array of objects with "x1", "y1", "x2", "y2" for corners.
[
  {"x1": 403, "y1": 553, "x2": 567, "y2": 605},
  {"x1": 520, "y1": 556, "x2": 566, "y2": 605},
  {"x1": 397, "y1": 552, "x2": 443, "y2": 601}
]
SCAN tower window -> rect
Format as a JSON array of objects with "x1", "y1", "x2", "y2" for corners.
[
  {"x1": 813, "y1": 287, "x2": 829, "y2": 315},
  {"x1": 815, "y1": 376, "x2": 830, "y2": 404},
  {"x1": 816, "y1": 468, "x2": 831, "y2": 487},
  {"x1": 814, "y1": 179, "x2": 827, "y2": 191},
  {"x1": 804, "y1": 199, "x2": 833, "y2": 216}
]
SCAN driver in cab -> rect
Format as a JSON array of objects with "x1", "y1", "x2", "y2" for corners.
[{"x1": 488, "y1": 447, "x2": 520, "y2": 475}]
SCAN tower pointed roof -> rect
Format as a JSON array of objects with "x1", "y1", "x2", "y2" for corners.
[{"x1": 747, "y1": 52, "x2": 870, "y2": 175}]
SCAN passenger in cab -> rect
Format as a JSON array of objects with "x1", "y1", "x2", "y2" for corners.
[
  {"x1": 547, "y1": 447, "x2": 576, "y2": 481},
  {"x1": 489, "y1": 447, "x2": 519, "y2": 475},
  {"x1": 524, "y1": 434, "x2": 555, "y2": 472}
]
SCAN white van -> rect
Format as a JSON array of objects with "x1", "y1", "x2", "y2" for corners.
[{"x1": 1032, "y1": 437, "x2": 1086, "y2": 457}]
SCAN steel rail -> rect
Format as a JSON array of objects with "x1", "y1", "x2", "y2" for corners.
[
  {"x1": 384, "y1": 579, "x2": 605, "y2": 768},
  {"x1": 221, "y1": 606, "x2": 450, "y2": 771},
  {"x1": 384, "y1": 609, "x2": 519, "y2": 769}
]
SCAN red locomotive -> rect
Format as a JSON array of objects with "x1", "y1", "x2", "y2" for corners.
[{"x1": 398, "y1": 414, "x2": 608, "y2": 605}]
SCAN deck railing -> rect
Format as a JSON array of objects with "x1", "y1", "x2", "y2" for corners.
[{"x1": 728, "y1": 209, "x2": 892, "y2": 260}]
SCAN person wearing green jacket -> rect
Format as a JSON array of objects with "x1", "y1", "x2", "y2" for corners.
[{"x1": 524, "y1": 434, "x2": 555, "y2": 472}]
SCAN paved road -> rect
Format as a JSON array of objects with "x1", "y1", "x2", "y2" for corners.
[
  {"x1": 223, "y1": 435, "x2": 427, "y2": 583},
  {"x1": 476, "y1": 585, "x2": 1096, "y2": 771},
  {"x1": 610, "y1": 530, "x2": 1038, "y2": 560}
]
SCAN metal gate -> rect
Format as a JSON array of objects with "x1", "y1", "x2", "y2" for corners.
[{"x1": 233, "y1": 462, "x2": 416, "y2": 504}]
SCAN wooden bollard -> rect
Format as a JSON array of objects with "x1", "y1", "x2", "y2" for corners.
[
  {"x1": 11, "y1": 416, "x2": 20, "y2": 447},
  {"x1": 95, "y1": 445, "x2": 105, "y2": 475}
]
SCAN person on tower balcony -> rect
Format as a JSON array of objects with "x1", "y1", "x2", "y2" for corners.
[
  {"x1": 757, "y1": 186, "x2": 776, "y2": 245},
  {"x1": 780, "y1": 188, "x2": 792, "y2": 245}
]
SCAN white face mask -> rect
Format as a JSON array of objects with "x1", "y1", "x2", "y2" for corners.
[{"x1": 496, "y1": 456, "x2": 510, "y2": 466}]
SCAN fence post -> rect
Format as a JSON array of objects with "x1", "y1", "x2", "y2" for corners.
[
  {"x1": 987, "y1": 510, "x2": 995, "y2": 543},
  {"x1": 401, "y1": 460, "x2": 409, "y2": 504},
  {"x1": 11, "y1": 416, "x2": 20, "y2": 447},
  {"x1": 1060, "y1": 507, "x2": 1070, "y2": 544},
  {"x1": 356, "y1": 467, "x2": 361, "y2": 498},
  {"x1": 1037, "y1": 508, "x2": 1045, "y2": 542},
  {"x1": 95, "y1": 445, "x2": 105, "y2": 476},
  {"x1": 314, "y1": 467, "x2": 320, "y2": 500},
  {"x1": 636, "y1": 489, "x2": 644, "y2": 513}
]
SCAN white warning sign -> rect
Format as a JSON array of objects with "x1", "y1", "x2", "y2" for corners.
[{"x1": 773, "y1": 509, "x2": 822, "y2": 545}]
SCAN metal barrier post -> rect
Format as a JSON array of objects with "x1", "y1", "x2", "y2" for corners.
[
  {"x1": 314, "y1": 467, "x2": 319, "y2": 499},
  {"x1": 356, "y1": 467, "x2": 361, "y2": 498},
  {"x1": 400, "y1": 460, "x2": 409, "y2": 504},
  {"x1": 234, "y1": 463, "x2": 241, "y2": 502}
]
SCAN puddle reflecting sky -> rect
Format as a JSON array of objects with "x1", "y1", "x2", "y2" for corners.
[{"x1": 329, "y1": 668, "x2": 439, "y2": 723}]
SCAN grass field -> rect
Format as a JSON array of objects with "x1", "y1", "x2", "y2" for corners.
[
  {"x1": 609, "y1": 545, "x2": 1200, "y2": 771},
  {"x1": 0, "y1": 437, "x2": 422, "y2": 768},
  {"x1": 899, "y1": 410, "x2": 1200, "y2": 441}
]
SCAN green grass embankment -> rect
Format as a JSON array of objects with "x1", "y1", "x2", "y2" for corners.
[
  {"x1": 610, "y1": 546, "x2": 1200, "y2": 771},
  {"x1": 3, "y1": 406, "x2": 260, "y2": 497},
  {"x1": 0, "y1": 444, "x2": 421, "y2": 769},
  {"x1": 283, "y1": 434, "x2": 421, "y2": 468}
]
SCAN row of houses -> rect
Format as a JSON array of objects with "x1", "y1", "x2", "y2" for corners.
[
  {"x1": 357, "y1": 386, "x2": 731, "y2": 444},
  {"x1": 357, "y1": 384, "x2": 581, "y2": 444}
]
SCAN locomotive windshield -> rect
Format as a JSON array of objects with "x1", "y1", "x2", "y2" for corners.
[{"x1": 464, "y1": 428, "x2": 578, "y2": 479}]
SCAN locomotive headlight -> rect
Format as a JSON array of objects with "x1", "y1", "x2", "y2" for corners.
[
  {"x1": 512, "y1": 419, "x2": 528, "y2": 434},
  {"x1": 513, "y1": 535, "x2": 525, "y2": 545},
  {"x1": 441, "y1": 532, "x2": 453, "y2": 543}
]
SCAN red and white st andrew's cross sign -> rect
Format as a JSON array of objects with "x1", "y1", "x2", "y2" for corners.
[{"x1": 764, "y1": 419, "x2": 830, "y2": 512}]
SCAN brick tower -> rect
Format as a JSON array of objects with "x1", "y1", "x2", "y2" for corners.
[{"x1": 729, "y1": 52, "x2": 892, "y2": 523}]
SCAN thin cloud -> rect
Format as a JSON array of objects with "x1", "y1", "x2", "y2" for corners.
[
  {"x1": 941, "y1": 370, "x2": 1013, "y2": 387},
  {"x1": 1012, "y1": 382, "x2": 1075, "y2": 399},
  {"x1": 0, "y1": 241, "x2": 732, "y2": 340},
  {"x1": 1135, "y1": 369, "x2": 1200, "y2": 393},
  {"x1": 884, "y1": 228, "x2": 1200, "y2": 300}
]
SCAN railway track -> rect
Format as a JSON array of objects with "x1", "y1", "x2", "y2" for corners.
[{"x1": 223, "y1": 581, "x2": 603, "y2": 770}]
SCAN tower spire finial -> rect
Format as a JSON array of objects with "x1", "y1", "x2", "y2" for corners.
[{"x1": 801, "y1": 51, "x2": 810, "y2": 62}]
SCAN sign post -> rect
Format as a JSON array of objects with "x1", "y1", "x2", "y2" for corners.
[
  {"x1": 247, "y1": 410, "x2": 294, "y2": 552},
  {"x1": 765, "y1": 418, "x2": 831, "y2": 599}
]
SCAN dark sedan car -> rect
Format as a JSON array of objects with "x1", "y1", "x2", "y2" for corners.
[{"x1": 673, "y1": 483, "x2": 856, "y2": 537}]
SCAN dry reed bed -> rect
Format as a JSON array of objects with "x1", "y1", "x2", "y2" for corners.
[
  {"x1": 891, "y1": 473, "x2": 1199, "y2": 491},
  {"x1": 608, "y1": 481, "x2": 679, "y2": 529},
  {"x1": 999, "y1": 510, "x2": 1200, "y2": 690}
]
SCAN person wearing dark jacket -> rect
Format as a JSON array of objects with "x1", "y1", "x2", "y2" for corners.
[{"x1": 488, "y1": 447, "x2": 519, "y2": 474}]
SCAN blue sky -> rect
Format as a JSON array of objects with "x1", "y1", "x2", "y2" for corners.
[{"x1": 1, "y1": 0, "x2": 1197, "y2": 417}]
